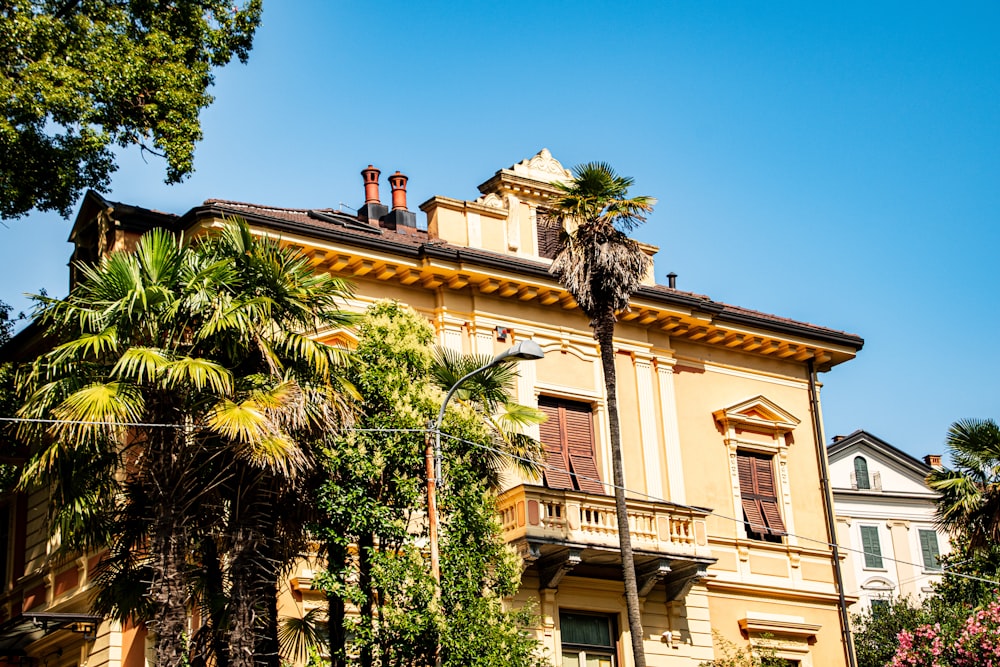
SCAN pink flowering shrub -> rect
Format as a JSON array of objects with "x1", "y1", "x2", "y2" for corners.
[
  {"x1": 888, "y1": 624, "x2": 945, "y2": 667},
  {"x1": 888, "y1": 600, "x2": 1000, "y2": 667},
  {"x1": 953, "y1": 600, "x2": 1000, "y2": 667}
]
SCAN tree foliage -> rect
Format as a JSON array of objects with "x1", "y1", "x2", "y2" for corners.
[
  {"x1": 16, "y1": 220, "x2": 353, "y2": 667},
  {"x1": 313, "y1": 300, "x2": 548, "y2": 667},
  {"x1": 0, "y1": 300, "x2": 25, "y2": 493},
  {"x1": 927, "y1": 418, "x2": 1000, "y2": 548},
  {"x1": 0, "y1": 0, "x2": 262, "y2": 219}
]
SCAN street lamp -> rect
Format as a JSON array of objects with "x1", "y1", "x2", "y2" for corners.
[{"x1": 425, "y1": 339, "x2": 545, "y2": 583}]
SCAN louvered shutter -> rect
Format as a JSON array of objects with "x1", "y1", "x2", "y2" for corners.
[
  {"x1": 919, "y1": 529, "x2": 941, "y2": 570},
  {"x1": 563, "y1": 402, "x2": 605, "y2": 494},
  {"x1": 536, "y1": 215, "x2": 563, "y2": 259},
  {"x1": 854, "y1": 456, "x2": 871, "y2": 490},
  {"x1": 737, "y1": 452, "x2": 786, "y2": 538},
  {"x1": 860, "y1": 525, "x2": 883, "y2": 568},
  {"x1": 753, "y1": 457, "x2": 786, "y2": 536},
  {"x1": 537, "y1": 397, "x2": 603, "y2": 494},
  {"x1": 538, "y1": 398, "x2": 574, "y2": 490},
  {"x1": 737, "y1": 455, "x2": 767, "y2": 535}
]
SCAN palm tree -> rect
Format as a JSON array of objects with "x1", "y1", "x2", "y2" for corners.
[
  {"x1": 543, "y1": 162, "x2": 656, "y2": 667},
  {"x1": 430, "y1": 347, "x2": 544, "y2": 490},
  {"x1": 17, "y1": 221, "x2": 354, "y2": 667},
  {"x1": 927, "y1": 418, "x2": 1000, "y2": 549}
]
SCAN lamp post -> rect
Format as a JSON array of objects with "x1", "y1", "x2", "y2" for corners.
[{"x1": 425, "y1": 339, "x2": 545, "y2": 583}]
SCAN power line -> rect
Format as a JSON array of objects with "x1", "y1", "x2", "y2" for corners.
[
  {"x1": 3, "y1": 413, "x2": 997, "y2": 589},
  {"x1": 436, "y1": 430, "x2": 1000, "y2": 590},
  {"x1": 0, "y1": 415, "x2": 182, "y2": 429}
]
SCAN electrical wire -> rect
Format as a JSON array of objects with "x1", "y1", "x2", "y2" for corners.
[
  {"x1": 2, "y1": 413, "x2": 997, "y2": 589},
  {"x1": 435, "y1": 429, "x2": 1000, "y2": 589}
]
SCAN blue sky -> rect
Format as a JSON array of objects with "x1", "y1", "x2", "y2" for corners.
[{"x1": 3, "y1": 1, "x2": 998, "y2": 460}]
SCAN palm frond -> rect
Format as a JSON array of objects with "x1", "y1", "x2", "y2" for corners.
[
  {"x1": 50, "y1": 327, "x2": 119, "y2": 363},
  {"x1": 279, "y1": 608, "x2": 328, "y2": 664},
  {"x1": 162, "y1": 357, "x2": 233, "y2": 394},
  {"x1": 111, "y1": 347, "x2": 172, "y2": 384}
]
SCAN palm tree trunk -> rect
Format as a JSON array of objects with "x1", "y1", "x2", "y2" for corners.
[
  {"x1": 149, "y1": 431, "x2": 194, "y2": 667},
  {"x1": 200, "y1": 536, "x2": 230, "y2": 667},
  {"x1": 228, "y1": 521, "x2": 258, "y2": 667},
  {"x1": 595, "y1": 310, "x2": 646, "y2": 667}
]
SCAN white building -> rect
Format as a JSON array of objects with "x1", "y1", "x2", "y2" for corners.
[{"x1": 827, "y1": 430, "x2": 949, "y2": 612}]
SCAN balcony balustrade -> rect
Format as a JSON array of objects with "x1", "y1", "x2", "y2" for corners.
[{"x1": 497, "y1": 484, "x2": 712, "y2": 560}]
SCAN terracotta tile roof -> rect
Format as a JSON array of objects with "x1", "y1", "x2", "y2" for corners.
[
  {"x1": 184, "y1": 199, "x2": 862, "y2": 350},
  {"x1": 202, "y1": 200, "x2": 431, "y2": 248}
]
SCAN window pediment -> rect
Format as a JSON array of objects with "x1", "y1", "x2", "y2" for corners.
[{"x1": 714, "y1": 396, "x2": 800, "y2": 435}]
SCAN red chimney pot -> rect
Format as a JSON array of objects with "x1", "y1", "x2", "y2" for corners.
[
  {"x1": 361, "y1": 165, "x2": 381, "y2": 204},
  {"x1": 389, "y1": 171, "x2": 409, "y2": 211}
]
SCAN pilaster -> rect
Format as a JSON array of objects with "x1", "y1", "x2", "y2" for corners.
[
  {"x1": 635, "y1": 353, "x2": 664, "y2": 498},
  {"x1": 887, "y1": 519, "x2": 918, "y2": 599},
  {"x1": 655, "y1": 359, "x2": 686, "y2": 504}
]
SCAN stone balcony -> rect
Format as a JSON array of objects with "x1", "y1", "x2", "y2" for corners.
[{"x1": 497, "y1": 485, "x2": 715, "y2": 598}]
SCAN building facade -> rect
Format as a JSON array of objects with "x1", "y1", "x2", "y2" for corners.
[
  {"x1": 1, "y1": 150, "x2": 864, "y2": 667},
  {"x1": 828, "y1": 430, "x2": 949, "y2": 612}
]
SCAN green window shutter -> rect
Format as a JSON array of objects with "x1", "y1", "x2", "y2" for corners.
[
  {"x1": 854, "y1": 456, "x2": 871, "y2": 490},
  {"x1": 919, "y1": 529, "x2": 941, "y2": 571},
  {"x1": 860, "y1": 525, "x2": 883, "y2": 568}
]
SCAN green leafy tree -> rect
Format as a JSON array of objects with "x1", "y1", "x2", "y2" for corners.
[
  {"x1": 929, "y1": 534, "x2": 1000, "y2": 615},
  {"x1": 17, "y1": 221, "x2": 353, "y2": 667},
  {"x1": 927, "y1": 418, "x2": 1000, "y2": 548},
  {"x1": 314, "y1": 301, "x2": 548, "y2": 667},
  {"x1": 0, "y1": 301, "x2": 25, "y2": 493},
  {"x1": 1, "y1": 0, "x2": 262, "y2": 219},
  {"x1": 543, "y1": 162, "x2": 656, "y2": 667},
  {"x1": 852, "y1": 598, "x2": 930, "y2": 667}
]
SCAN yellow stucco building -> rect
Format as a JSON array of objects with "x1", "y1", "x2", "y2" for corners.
[{"x1": 1, "y1": 149, "x2": 863, "y2": 667}]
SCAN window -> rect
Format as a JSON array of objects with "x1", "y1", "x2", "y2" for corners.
[
  {"x1": 860, "y1": 525, "x2": 883, "y2": 568},
  {"x1": 854, "y1": 456, "x2": 871, "y2": 490},
  {"x1": 536, "y1": 210, "x2": 563, "y2": 259},
  {"x1": 538, "y1": 397, "x2": 605, "y2": 494},
  {"x1": 737, "y1": 451, "x2": 786, "y2": 541},
  {"x1": 871, "y1": 599, "x2": 889, "y2": 614},
  {"x1": 919, "y1": 529, "x2": 941, "y2": 571},
  {"x1": 560, "y1": 612, "x2": 617, "y2": 667}
]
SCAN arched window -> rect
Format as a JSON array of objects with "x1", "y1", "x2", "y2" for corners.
[{"x1": 854, "y1": 456, "x2": 871, "y2": 490}]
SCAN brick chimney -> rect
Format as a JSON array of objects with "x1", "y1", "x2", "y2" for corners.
[
  {"x1": 383, "y1": 170, "x2": 416, "y2": 229},
  {"x1": 357, "y1": 165, "x2": 388, "y2": 224},
  {"x1": 923, "y1": 454, "x2": 943, "y2": 469}
]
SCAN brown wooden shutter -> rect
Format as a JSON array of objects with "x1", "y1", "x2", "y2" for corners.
[
  {"x1": 538, "y1": 398, "x2": 574, "y2": 490},
  {"x1": 563, "y1": 401, "x2": 605, "y2": 494},
  {"x1": 537, "y1": 397, "x2": 603, "y2": 494},
  {"x1": 737, "y1": 452, "x2": 786, "y2": 537},
  {"x1": 536, "y1": 214, "x2": 562, "y2": 259},
  {"x1": 755, "y1": 458, "x2": 786, "y2": 536}
]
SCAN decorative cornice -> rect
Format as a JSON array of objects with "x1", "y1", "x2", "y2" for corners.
[{"x1": 186, "y1": 207, "x2": 862, "y2": 370}]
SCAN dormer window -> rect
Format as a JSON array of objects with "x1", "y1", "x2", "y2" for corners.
[{"x1": 854, "y1": 456, "x2": 871, "y2": 490}]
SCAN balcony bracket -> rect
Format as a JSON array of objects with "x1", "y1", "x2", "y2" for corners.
[
  {"x1": 516, "y1": 542, "x2": 542, "y2": 571},
  {"x1": 538, "y1": 549, "x2": 582, "y2": 590},
  {"x1": 636, "y1": 558, "x2": 673, "y2": 597},
  {"x1": 663, "y1": 562, "x2": 710, "y2": 602}
]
